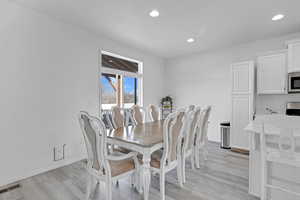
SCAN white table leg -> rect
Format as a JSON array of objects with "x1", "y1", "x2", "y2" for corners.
[{"x1": 142, "y1": 151, "x2": 151, "y2": 200}]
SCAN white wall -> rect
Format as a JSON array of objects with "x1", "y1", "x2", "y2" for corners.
[
  {"x1": 165, "y1": 32, "x2": 300, "y2": 142},
  {"x1": 0, "y1": 1, "x2": 164, "y2": 187}
]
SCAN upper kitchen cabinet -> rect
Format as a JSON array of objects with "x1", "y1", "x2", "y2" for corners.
[
  {"x1": 231, "y1": 61, "x2": 255, "y2": 95},
  {"x1": 257, "y1": 50, "x2": 287, "y2": 94},
  {"x1": 286, "y1": 40, "x2": 300, "y2": 73}
]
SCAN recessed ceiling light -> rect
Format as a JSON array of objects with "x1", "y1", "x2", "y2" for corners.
[
  {"x1": 187, "y1": 38, "x2": 195, "y2": 43},
  {"x1": 149, "y1": 9, "x2": 159, "y2": 18},
  {"x1": 272, "y1": 14, "x2": 285, "y2": 21}
]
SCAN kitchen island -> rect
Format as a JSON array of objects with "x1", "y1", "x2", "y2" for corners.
[{"x1": 245, "y1": 115, "x2": 300, "y2": 200}]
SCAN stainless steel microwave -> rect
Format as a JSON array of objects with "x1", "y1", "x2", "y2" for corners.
[{"x1": 288, "y1": 72, "x2": 300, "y2": 93}]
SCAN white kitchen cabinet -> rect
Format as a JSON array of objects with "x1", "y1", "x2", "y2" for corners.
[
  {"x1": 231, "y1": 61, "x2": 254, "y2": 150},
  {"x1": 231, "y1": 94, "x2": 253, "y2": 149},
  {"x1": 231, "y1": 61, "x2": 254, "y2": 94},
  {"x1": 286, "y1": 40, "x2": 300, "y2": 73},
  {"x1": 257, "y1": 50, "x2": 287, "y2": 94}
]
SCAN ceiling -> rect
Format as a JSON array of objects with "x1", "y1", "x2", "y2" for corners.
[{"x1": 14, "y1": 0, "x2": 300, "y2": 58}]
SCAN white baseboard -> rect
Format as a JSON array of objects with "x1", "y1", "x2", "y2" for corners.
[{"x1": 0, "y1": 155, "x2": 86, "y2": 188}]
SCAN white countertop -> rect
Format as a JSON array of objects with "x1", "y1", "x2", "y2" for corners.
[{"x1": 245, "y1": 114, "x2": 300, "y2": 135}]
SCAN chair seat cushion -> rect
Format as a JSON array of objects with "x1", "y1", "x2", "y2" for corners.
[
  {"x1": 109, "y1": 157, "x2": 135, "y2": 177},
  {"x1": 108, "y1": 151, "x2": 136, "y2": 177},
  {"x1": 138, "y1": 149, "x2": 163, "y2": 169},
  {"x1": 113, "y1": 146, "x2": 131, "y2": 154}
]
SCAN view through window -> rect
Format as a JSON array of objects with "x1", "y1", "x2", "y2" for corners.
[{"x1": 100, "y1": 52, "x2": 142, "y2": 109}]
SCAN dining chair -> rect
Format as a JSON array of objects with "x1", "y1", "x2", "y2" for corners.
[
  {"x1": 260, "y1": 119, "x2": 300, "y2": 200},
  {"x1": 110, "y1": 106, "x2": 132, "y2": 154},
  {"x1": 182, "y1": 107, "x2": 202, "y2": 183},
  {"x1": 187, "y1": 105, "x2": 195, "y2": 112},
  {"x1": 147, "y1": 109, "x2": 188, "y2": 200},
  {"x1": 148, "y1": 104, "x2": 160, "y2": 122},
  {"x1": 195, "y1": 105, "x2": 211, "y2": 168},
  {"x1": 78, "y1": 111, "x2": 140, "y2": 200},
  {"x1": 101, "y1": 109, "x2": 114, "y2": 130},
  {"x1": 111, "y1": 106, "x2": 124, "y2": 129},
  {"x1": 131, "y1": 105, "x2": 145, "y2": 125}
]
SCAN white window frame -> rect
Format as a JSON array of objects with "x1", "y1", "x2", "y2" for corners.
[{"x1": 98, "y1": 50, "x2": 143, "y2": 110}]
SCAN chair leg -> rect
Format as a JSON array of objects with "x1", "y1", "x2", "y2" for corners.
[
  {"x1": 160, "y1": 173, "x2": 165, "y2": 200},
  {"x1": 195, "y1": 147, "x2": 200, "y2": 169},
  {"x1": 177, "y1": 160, "x2": 183, "y2": 187},
  {"x1": 261, "y1": 160, "x2": 267, "y2": 200},
  {"x1": 105, "y1": 176, "x2": 112, "y2": 200},
  {"x1": 85, "y1": 174, "x2": 93, "y2": 200},
  {"x1": 138, "y1": 169, "x2": 143, "y2": 194},
  {"x1": 191, "y1": 150, "x2": 195, "y2": 170},
  {"x1": 203, "y1": 148, "x2": 208, "y2": 161},
  {"x1": 182, "y1": 155, "x2": 186, "y2": 184},
  {"x1": 134, "y1": 170, "x2": 140, "y2": 190}
]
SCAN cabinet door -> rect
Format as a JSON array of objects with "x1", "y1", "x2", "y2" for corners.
[
  {"x1": 231, "y1": 95, "x2": 253, "y2": 150},
  {"x1": 231, "y1": 61, "x2": 254, "y2": 95},
  {"x1": 288, "y1": 42, "x2": 300, "y2": 73},
  {"x1": 257, "y1": 52, "x2": 287, "y2": 94}
]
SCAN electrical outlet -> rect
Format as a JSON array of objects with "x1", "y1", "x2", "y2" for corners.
[{"x1": 53, "y1": 144, "x2": 66, "y2": 161}]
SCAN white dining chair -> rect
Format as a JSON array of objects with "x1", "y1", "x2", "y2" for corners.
[
  {"x1": 101, "y1": 109, "x2": 114, "y2": 130},
  {"x1": 131, "y1": 105, "x2": 146, "y2": 125},
  {"x1": 110, "y1": 106, "x2": 132, "y2": 154},
  {"x1": 260, "y1": 119, "x2": 300, "y2": 200},
  {"x1": 187, "y1": 105, "x2": 195, "y2": 112},
  {"x1": 182, "y1": 107, "x2": 202, "y2": 183},
  {"x1": 111, "y1": 106, "x2": 124, "y2": 129},
  {"x1": 195, "y1": 105, "x2": 211, "y2": 168},
  {"x1": 148, "y1": 104, "x2": 160, "y2": 122},
  {"x1": 147, "y1": 109, "x2": 188, "y2": 200},
  {"x1": 78, "y1": 111, "x2": 140, "y2": 200}
]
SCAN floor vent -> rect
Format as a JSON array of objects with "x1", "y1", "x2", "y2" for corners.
[{"x1": 0, "y1": 183, "x2": 21, "y2": 194}]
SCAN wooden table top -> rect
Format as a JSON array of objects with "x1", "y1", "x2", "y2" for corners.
[{"x1": 107, "y1": 120, "x2": 164, "y2": 147}]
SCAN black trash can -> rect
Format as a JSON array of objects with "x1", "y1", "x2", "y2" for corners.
[{"x1": 220, "y1": 122, "x2": 230, "y2": 149}]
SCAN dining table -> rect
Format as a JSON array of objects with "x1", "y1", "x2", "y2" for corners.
[{"x1": 106, "y1": 120, "x2": 164, "y2": 200}]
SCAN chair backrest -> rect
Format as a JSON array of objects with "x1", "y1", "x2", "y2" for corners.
[
  {"x1": 131, "y1": 105, "x2": 144, "y2": 125},
  {"x1": 187, "y1": 105, "x2": 195, "y2": 112},
  {"x1": 78, "y1": 111, "x2": 110, "y2": 174},
  {"x1": 261, "y1": 116, "x2": 300, "y2": 161},
  {"x1": 111, "y1": 106, "x2": 124, "y2": 129},
  {"x1": 185, "y1": 107, "x2": 202, "y2": 151},
  {"x1": 148, "y1": 104, "x2": 159, "y2": 122},
  {"x1": 196, "y1": 106, "x2": 212, "y2": 146},
  {"x1": 161, "y1": 109, "x2": 187, "y2": 166}
]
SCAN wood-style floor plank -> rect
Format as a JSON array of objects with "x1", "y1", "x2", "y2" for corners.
[{"x1": 0, "y1": 142, "x2": 259, "y2": 200}]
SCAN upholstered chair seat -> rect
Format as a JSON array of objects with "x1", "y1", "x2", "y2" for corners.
[
  {"x1": 114, "y1": 147, "x2": 131, "y2": 154},
  {"x1": 149, "y1": 150, "x2": 164, "y2": 168},
  {"x1": 109, "y1": 154, "x2": 136, "y2": 177},
  {"x1": 137, "y1": 149, "x2": 163, "y2": 168}
]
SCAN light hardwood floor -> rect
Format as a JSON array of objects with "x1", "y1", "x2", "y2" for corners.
[{"x1": 0, "y1": 142, "x2": 259, "y2": 200}]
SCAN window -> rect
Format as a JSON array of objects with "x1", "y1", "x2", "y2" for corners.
[
  {"x1": 101, "y1": 73, "x2": 117, "y2": 107},
  {"x1": 123, "y1": 76, "x2": 137, "y2": 108},
  {"x1": 100, "y1": 51, "x2": 142, "y2": 110}
]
